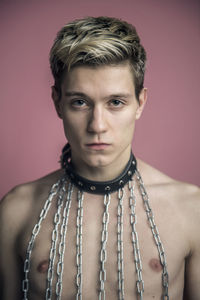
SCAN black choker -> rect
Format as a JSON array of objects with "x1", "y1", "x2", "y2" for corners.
[{"x1": 61, "y1": 143, "x2": 137, "y2": 194}]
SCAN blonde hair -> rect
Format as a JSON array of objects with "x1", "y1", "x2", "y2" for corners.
[{"x1": 50, "y1": 16, "x2": 146, "y2": 100}]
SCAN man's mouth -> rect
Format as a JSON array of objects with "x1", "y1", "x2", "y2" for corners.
[{"x1": 85, "y1": 143, "x2": 110, "y2": 150}]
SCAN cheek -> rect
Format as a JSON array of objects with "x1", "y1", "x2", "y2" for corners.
[
  {"x1": 117, "y1": 113, "x2": 136, "y2": 139},
  {"x1": 62, "y1": 118, "x2": 74, "y2": 136},
  {"x1": 115, "y1": 111, "x2": 136, "y2": 129},
  {"x1": 62, "y1": 114, "x2": 84, "y2": 141}
]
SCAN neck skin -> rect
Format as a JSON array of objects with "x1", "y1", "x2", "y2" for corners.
[{"x1": 71, "y1": 146, "x2": 132, "y2": 182}]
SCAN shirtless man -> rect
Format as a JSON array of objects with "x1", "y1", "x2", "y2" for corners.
[{"x1": 0, "y1": 16, "x2": 199, "y2": 300}]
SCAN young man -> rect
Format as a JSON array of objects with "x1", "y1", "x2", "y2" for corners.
[{"x1": 0, "y1": 16, "x2": 199, "y2": 300}]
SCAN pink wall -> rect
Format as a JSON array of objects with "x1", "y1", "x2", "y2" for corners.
[{"x1": 0, "y1": 0, "x2": 200, "y2": 198}]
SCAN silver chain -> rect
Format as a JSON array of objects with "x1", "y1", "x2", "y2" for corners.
[
  {"x1": 56, "y1": 182, "x2": 73, "y2": 299},
  {"x1": 99, "y1": 193, "x2": 111, "y2": 300},
  {"x1": 46, "y1": 180, "x2": 67, "y2": 299},
  {"x1": 136, "y1": 170, "x2": 169, "y2": 299},
  {"x1": 129, "y1": 179, "x2": 144, "y2": 299},
  {"x1": 117, "y1": 188, "x2": 125, "y2": 300},
  {"x1": 76, "y1": 190, "x2": 84, "y2": 300},
  {"x1": 22, "y1": 177, "x2": 65, "y2": 300}
]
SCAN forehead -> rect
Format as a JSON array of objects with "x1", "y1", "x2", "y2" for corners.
[{"x1": 61, "y1": 63, "x2": 136, "y2": 96}]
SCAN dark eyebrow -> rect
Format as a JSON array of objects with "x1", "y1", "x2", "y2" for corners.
[
  {"x1": 65, "y1": 91, "x2": 88, "y2": 98},
  {"x1": 106, "y1": 93, "x2": 132, "y2": 99},
  {"x1": 65, "y1": 91, "x2": 132, "y2": 99}
]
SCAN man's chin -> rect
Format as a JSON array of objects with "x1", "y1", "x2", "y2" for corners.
[
  {"x1": 72, "y1": 148, "x2": 120, "y2": 170},
  {"x1": 84, "y1": 157, "x2": 109, "y2": 168}
]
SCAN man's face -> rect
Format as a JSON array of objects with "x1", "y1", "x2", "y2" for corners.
[{"x1": 53, "y1": 63, "x2": 146, "y2": 176}]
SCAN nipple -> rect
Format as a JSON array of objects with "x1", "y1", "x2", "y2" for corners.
[
  {"x1": 149, "y1": 258, "x2": 162, "y2": 272},
  {"x1": 37, "y1": 260, "x2": 49, "y2": 273}
]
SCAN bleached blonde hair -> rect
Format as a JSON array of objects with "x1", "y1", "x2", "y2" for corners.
[{"x1": 50, "y1": 16, "x2": 146, "y2": 100}]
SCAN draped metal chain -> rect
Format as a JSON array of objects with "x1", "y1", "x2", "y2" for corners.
[
  {"x1": 22, "y1": 177, "x2": 66, "y2": 300},
  {"x1": 99, "y1": 193, "x2": 111, "y2": 300},
  {"x1": 56, "y1": 182, "x2": 73, "y2": 299},
  {"x1": 117, "y1": 188, "x2": 125, "y2": 300},
  {"x1": 46, "y1": 180, "x2": 68, "y2": 299},
  {"x1": 129, "y1": 179, "x2": 144, "y2": 299},
  {"x1": 76, "y1": 190, "x2": 84, "y2": 300},
  {"x1": 135, "y1": 170, "x2": 169, "y2": 300}
]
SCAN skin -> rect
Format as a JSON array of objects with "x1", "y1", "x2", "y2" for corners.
[{"x1": 0, "y1": 63, "x2": 200, "y2": 300}]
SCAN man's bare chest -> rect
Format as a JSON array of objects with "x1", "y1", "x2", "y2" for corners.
[{"x1": 20, "y1": 183, "x2": 188, "y2": 299}]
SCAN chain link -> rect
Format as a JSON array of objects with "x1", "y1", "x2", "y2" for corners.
[
  {"x1": 128, "y1": 180, "x2": 144, "y2": 299},
  {"x1": 99, "y1": 193, "x2": 111, "y2": 300},
  {"x1": 22, "y1": 178, "x2": 64, "y2": 300},
  {"x1": 46, "y1": 179, "x2": 67, "y2": 299},
  {"x1": 136, "y1": 170, "x2": 169, "y2": 299},
  {"x1": 76, "y1": 190, "x2": 84, "y2": 300},
  {"x1": 117, "y1": 188, "x2": 125, "y2": 300},
  {"x1": 56, "y1": 182, "x2": 73, "y2": 299}
]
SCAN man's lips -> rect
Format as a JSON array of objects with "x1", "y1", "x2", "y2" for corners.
[{"x1": 85, "y1": 143, "x2": 111, "y2": 150}]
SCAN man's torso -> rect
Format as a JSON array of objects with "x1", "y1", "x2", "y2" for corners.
[{"x1": 13, "y1": 160, "x2": 197, "y2": 299}]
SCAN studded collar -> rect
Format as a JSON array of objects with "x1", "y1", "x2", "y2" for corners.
[{"x1": 61, "y1": 143, "x2": 137, "y2": 194}]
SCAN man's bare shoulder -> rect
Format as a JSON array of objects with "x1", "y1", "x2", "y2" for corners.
[
  {"x1": 137, "y1": 158, "x2": 199, "y2": 191},
  {"x1": 137, "y1": 158, "x2": 200, "y2": 219},
  {"x1": 1, "y1": 168, "x2": 64, "y2": 203},
  {"x1": 0, "y1": 169, "x2": 64, "y2": 231}
]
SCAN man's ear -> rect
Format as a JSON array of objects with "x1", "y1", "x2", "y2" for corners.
[
  {"x1": 136, "y1": 88, "x2": 147, "y2": 120},
  {"x1": 51, "y1": 86, "x2": 62, "y2": 119}
]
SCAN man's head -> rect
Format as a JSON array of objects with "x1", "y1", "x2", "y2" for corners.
[{"x1": 50, "y1": 16, "x2": 146, "y2": 102}]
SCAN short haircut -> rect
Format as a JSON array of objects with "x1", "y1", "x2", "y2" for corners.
[{"x1": 50, "y1": 16, "x2": 146, "y2": 100}]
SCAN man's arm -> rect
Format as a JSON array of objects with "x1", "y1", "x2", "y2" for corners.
[
  {"x1": 0, "y1": 188, "x2": 25, "y2": 300},
  {"x1": 183, "y1": 187, "x2": 200, "y2": 300},
  {"x1": 184, "y1": 251, "x2": 200, "y2": 300}
]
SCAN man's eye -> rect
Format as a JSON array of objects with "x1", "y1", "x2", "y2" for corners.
[
  {"x1": 110, "y1": 99, "x2": 123, "y2": 106},
  {"x1": 72, "y1": 99, "x2": 86, "y2": 107}
]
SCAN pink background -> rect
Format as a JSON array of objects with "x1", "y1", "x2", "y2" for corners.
[{"x1": 0, "y1": 0, "x2": 200, "y2": 199}]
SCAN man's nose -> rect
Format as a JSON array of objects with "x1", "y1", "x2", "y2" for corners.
[{"x1": 87, "y1": 106, "x2": 107, "y2": 134}]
